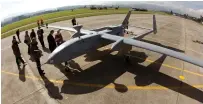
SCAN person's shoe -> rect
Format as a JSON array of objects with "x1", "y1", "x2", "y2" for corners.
[
  {"x1": 23, "y1": 63, "x2": 27, "y2": 66},
  {"x1": 40, "y1": 72, "x2": 45, "y2": 75},
  {"x1": 65, "y1": 67, "x2": 70, "y2": 72},
  {"x1": 39, "y1": 70, "x2": 45, "y2": 75}
]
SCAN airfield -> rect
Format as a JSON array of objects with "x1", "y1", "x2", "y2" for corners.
[{"x1": 2, "y1": 14, "x2": 203, "y2": 104}]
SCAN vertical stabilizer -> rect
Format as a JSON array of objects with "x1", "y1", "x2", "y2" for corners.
[
  {"x1": 72, "y1": 25, "x2": 83, "y2": 38},
  {"x1": 73, "y1": 25, "x2": 83, "y2": 33},
  {"x1": 153, "y1": 15, "x2": 157, "y2": 34},
  {"x1": 122, "y1": 10, "x2": 132, "y2": 28}
]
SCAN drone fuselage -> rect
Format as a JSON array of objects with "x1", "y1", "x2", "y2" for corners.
[{"x1": 48, "y1": 26, "x2": 124, "y2": 64}]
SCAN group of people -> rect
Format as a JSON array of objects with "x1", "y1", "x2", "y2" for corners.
[
  {"x1": 12, "y1": 17, "x2": 78, "y2": 75},
  {"x1": 12, "y1": 26, "x2": 46, "y2": 75}
]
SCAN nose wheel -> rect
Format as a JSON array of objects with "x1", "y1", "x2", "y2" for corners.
[{"x1": 124, "y1": 55, "x2": 132, "y2": 66}]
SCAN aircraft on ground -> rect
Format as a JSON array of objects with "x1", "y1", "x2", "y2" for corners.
[{"x1": 43, "y1": 10, "x2": 203, "y2": 68}]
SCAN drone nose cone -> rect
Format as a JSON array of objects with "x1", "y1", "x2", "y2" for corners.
[
  {"x1": 46, "y1": 39, "x2": 74, "y2": 64},
  {"x1": 46, "y1": 44, "x2": 66, "y2": 64},
  {"x1": 46, "y1": 57, "x2": 54, "y2": 64},
  {"x1": 46, "y1": 52, "x2": 57, "y2": 64}
]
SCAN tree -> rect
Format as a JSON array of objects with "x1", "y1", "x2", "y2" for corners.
[
  {"x1": 200, "y1": 15, "x2": 203, "y2": 23},
  {"x1": 170, "y1": 10, "x2": 173, "y2": 14}
]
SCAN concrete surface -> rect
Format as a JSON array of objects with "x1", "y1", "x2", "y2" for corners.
[{"x1": 1, "y1": 14, "x2": 203, "y2": 104}]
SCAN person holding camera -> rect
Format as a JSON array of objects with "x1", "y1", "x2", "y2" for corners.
[{"x1": 30, "y1": 38, "x2": 45, "y2": 75}]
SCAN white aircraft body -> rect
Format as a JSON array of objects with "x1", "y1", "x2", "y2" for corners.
[{"x1": 44, "y1": 10, "x2": 203, "y2": 68}]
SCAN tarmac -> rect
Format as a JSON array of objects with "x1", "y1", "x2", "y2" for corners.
[{"x1": 1, "y1": 14, "x2": 203, "y2": 104}]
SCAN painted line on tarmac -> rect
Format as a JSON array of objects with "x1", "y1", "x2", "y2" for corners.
[
  {"x1": 1, "y1": 70, "x2": 203, "y2": 90},
  {"x1": 1, "y1": 47, "x2": 10, "y2": 51},
  {"x1": 132, "y1": 55, "x2": 203, "y2": 77},
  {"x1": 2, "y1": 53, "x2": 203, "y2": 79},
  {"x1": 2, "y1": 47, "x2": 203, "y2": 77}
]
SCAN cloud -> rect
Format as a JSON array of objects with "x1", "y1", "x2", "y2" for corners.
[
  {"x1": 145, "y1": 1, "x2": 203, "y2": 17},
  {"x1": 1, "y1": 1, "x2": 203, "y2": 20},
  {"x1": 110, "y1": 1, "x2": 203, "y2": 18},
  {"x1": 0, "y1": 0, "x2": 100, "y2": 20},
  {"x1": 197, "y1": 9, "x2": 203, "y2": 14}
]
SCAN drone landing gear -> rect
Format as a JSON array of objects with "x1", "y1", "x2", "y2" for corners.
[{"x1": 124, "y1": 55, "x2": 132, "y2": 66}]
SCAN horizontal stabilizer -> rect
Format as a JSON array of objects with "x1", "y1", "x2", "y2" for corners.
[
  {"x1": 47, "y1": 25, "x2": 77, "y2": 32},
  {"x1": 73, "y1": 25, "x2": 83, "y2": 33},
  {"x1": 45, "y1": 24, "x2": 93, "y2": 35}
]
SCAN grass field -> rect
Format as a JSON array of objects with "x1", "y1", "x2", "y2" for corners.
[{"x1": 1, "y1": 8, "x2": 170, "y2": 39}]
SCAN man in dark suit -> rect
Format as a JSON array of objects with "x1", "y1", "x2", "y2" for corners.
[
  {"x1": 47, "y1": 30, "x2": 57, "y2": 52},
  {"x1": 72, "y1": 17, "x2": 77, "y2": 26},
  {"x1": 12, "y1": 36, "x2": 26, "y2": 68},
  {"x1": 16, "y1": 29, "x2": 21, "y2": 42},
  {"x1": 37, "y1": 26, "x2": 45, "y2": 48}
]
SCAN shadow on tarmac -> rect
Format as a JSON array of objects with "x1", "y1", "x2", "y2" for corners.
[
  {"x1": 130, "y1": 55, "x2": 167, "y2": 86},
  {"x1": 140, "y1": 39, "x2": 185, "y2": 53},
  {"x1": 58, "y1": 49, "x2": 203, "y2": 103},
  {"x1": 193, "y1": 40, "x2": 203, "y2": 45},
  {"x1": 54, "y1": 60, "x2": 83, "y2": 78},
  {"x1": 129, "y1": 54, "x2": 203, "y2": 103},
  {"x1": 18, "y1": 65, "x2": 26, "y2": 82},
  {"x1": 60, "y1": 50, "x2": 147, "y2": 94},
  {"x1": 113, "y1": 82, "x2": 128, "y2": 93},
  {"x1": 40, "y1": 74, "x2": 63, "y2": 100},
  {"x1": 84, "y1": 49, "x2": 112, "y2": 62},
  {"x1": 68, "y1": 60, "x2": 83, "y2": 72}
]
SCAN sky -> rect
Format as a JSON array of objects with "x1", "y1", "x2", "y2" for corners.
[
  {"x1": 0, "y1": 0, "x2": 203, "y2": 21},
  {"x1": 0, "y1": 0, "x2": 101, "y2": 20},
  {"x1": 141, "y1": 1, "x2": 203, "y2": 17}
]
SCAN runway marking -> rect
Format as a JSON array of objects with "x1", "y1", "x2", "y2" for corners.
[
  {"x1": 1, "y1": 47, "x2": 11, "y2": 51},
  {"x1": 129, "y1": 55, "x2": 203, "y2": 77},
  {"x1": 179, "y1": 76, "x2": 185, "y2": 80},
  {"x1": 1, "y1": 70, "x2": 203, "y2": 90}
]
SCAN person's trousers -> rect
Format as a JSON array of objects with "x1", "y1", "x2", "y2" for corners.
[
  {"x1": 50, "y1": 48, "x2": 54, "y2": 53},
  {"x1": 35, "y1": 58, "x2": 41, "y2": 68},
  {"x1": 35, "y1": 58, "x2": 43, "y2": 74},
  {"x1": 39, "y1": 38, "x2": 45, "y2": 47},
  {"x1": 27, "y1": 44, "x2": 30, "y2": 54},
  {"x1": 16, "y1": 56, "x2": 25, "y2": 66},
  {"x1": 16, "y1": 35, "x2": 21, "y2": 42},
  {"x1": 49, "y1": 47, "x2": 56, "y2": 53},
  {"x1": 65, "y1": 61, "x2": 68, "y2": 66}
]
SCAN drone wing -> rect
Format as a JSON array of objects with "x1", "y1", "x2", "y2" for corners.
[
  {"x1": 101, "y1": 33, "x2": 203, "y2": 68},
  {"x1": 48, "y1": 25, "x2": 77, "y2": 33}
]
